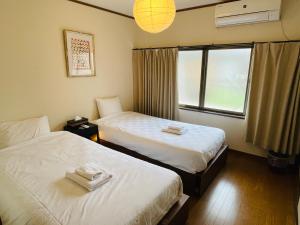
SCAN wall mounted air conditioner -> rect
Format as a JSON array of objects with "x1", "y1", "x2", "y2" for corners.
[{"x1": 215, "y1": 0, "x2": 282, "y2": 27}]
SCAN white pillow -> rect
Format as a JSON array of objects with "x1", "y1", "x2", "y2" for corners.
[
  {"x1": 0, "y1": 116, "x2": 50, "y2": 149},
  {"x1": 96, "y1": 96, "x2": 123, "y2": 118}
]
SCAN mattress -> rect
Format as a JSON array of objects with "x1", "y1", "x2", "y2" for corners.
[
  {"x1": 94, "y1": 112, "x2": 225, "y2": 174},
  {"x1": 0, "y1": 131, "x2": 182, "y2": 225}
]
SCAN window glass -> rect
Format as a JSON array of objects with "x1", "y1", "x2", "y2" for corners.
[
  {"x1": 204, "y1": 48, "x2": 251, "y2": 112},
  {"x1": 177, "y1": 50, "x2": 202, "y2": 106}
]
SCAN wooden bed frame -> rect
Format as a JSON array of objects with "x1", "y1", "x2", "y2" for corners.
[
  {"x1": 159, "y1": 194, "x2": 190, "y2": 225},
  {"x1": 99, "y1": 139, "x2": 228, "y2": 196}
]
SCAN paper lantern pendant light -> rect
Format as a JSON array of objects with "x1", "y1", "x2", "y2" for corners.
[{"x1": 133, "y1": 0, "x2": 176, "y2": 34}]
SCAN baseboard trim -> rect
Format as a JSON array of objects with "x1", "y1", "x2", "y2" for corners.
[{"x1": 228, "y1": 148, "x2": 266, "y2": 160}]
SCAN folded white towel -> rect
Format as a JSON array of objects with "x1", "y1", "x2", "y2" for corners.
[
  {"x1": 168, "y1": 125, "x2": 184, "y2": 131},
  {"x1": 76, "y1": 163, "x2": 104, "y2": 181},
  {"x1": 162, "y1": 128, "x2": 187, "y2": 135},
  {"x1": 66, "y1": 171, "x2": 112, "y2": 191}
]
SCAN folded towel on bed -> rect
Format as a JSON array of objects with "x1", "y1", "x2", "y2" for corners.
[
  {"x1": 162, "y1": 128, "x2": 187, "y2": 135},
  {"x1": 167, "y1": 125, "x2": 184, "y2": 131},
  {"x1": 66, "y1": 171, "x2": 112, "y2": 191},
  {"x1": 76, "y1": 163, "x2": 104, "y2": 181}
]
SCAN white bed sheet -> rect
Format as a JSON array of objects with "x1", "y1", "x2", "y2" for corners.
[
  {"x1": 94, "y1": 112, "x2": 225, "y2": 174},
  {"x1": 0, "y1": 131, "x2": 182, "y2": 225}
]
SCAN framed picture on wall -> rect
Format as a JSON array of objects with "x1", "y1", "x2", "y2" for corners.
[{"x1": 63, "y1": 30, "x2": 96, "y2": 77}]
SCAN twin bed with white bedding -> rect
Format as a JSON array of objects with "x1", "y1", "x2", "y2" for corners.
[
  {"x1": 95, "y1": 111, "x2": 225, "y2": 174},
  {"x1": 93, "y1": 110, "x2": 228, "y2": 196},
  {"x1": 0, "y1": 129, "x2": 185, "y2": 225}
]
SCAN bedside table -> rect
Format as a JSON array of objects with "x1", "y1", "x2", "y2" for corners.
[{"x1": 64, "y1": 123, "x2": 99, "y2": 143}]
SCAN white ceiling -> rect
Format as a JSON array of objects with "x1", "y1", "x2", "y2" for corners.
[{"x1": 76, "y1": 0, "x2": 228, "y2": 17}]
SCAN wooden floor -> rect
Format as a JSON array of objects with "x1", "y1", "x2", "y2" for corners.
[{"x1": 187, "y1": 150, "x2": 298, "y2": 225}]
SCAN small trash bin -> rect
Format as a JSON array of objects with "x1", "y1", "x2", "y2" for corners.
[{"x1": 267, "y1": 150, "x2": 290, "y2": 172}]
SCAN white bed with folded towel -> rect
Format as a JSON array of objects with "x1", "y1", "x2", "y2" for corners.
[
  {"x1": 94, "y1": 111, "x2": 225, "y2": 174},
  {"x1": 162, "y1": 125, "x2": 187, "y2": 135},
  {"x1": 66, "y1": 163, "x2": 112, "y2": 191},
  {"x1": 0, "y1": 130, "x2": 182, "y2": 225}
]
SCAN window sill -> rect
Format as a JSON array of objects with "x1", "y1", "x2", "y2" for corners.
[{"x1": 178, "y1": 106, "x2": 246, "y2": 120}]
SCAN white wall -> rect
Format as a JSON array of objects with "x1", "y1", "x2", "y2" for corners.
[{"x1": 135, "y1": 0, "x2": 300, "y2": 157}]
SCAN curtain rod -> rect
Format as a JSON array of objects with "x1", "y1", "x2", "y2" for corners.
[
  {"x1": 255, "y1": 39, "x2": 300, "y2": 44},
  {"x1": 132, "y1": 46, "x2": 178, "y2": 50},
  {"x1": 132, "y1": 39, "x2": 300, "y2": 50}
]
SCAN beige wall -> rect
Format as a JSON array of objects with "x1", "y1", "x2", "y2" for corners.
[
  {"x1": 135, "y1": 0, "x2": 300, "y2": 157},
  {"x1": 0, "y1": 0, "x2": 135, "y2": 130},
  {"x1": 1, "y1": 0, "x2": 299, "y2": 156},
  {"x1": 135, "y1": 0, "x2": 300, "y2": 47}
]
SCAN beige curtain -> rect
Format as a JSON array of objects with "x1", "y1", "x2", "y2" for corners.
[
  {"x1": 132, "y1": 48, "x2": 178, "y2": 120},
  {"x1": 246, "y1": 42, "x2": 300, "y2": 155}
]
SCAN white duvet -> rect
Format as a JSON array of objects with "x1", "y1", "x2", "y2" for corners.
[
  {"x1": 95, "y1": 112, "x2": 225, "y2": 174},
  {"x1": 0, "y1": 132, "x2": 182, "y2": 225}
]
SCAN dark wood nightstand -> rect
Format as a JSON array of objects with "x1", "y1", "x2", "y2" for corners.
[{"x1": 64, "y1": 122, "x2": 99, "y2": 143}]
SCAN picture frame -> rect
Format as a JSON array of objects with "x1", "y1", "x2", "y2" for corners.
[{"x1": 63, "y1": 30, "x2": 96, "y2": 77}]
